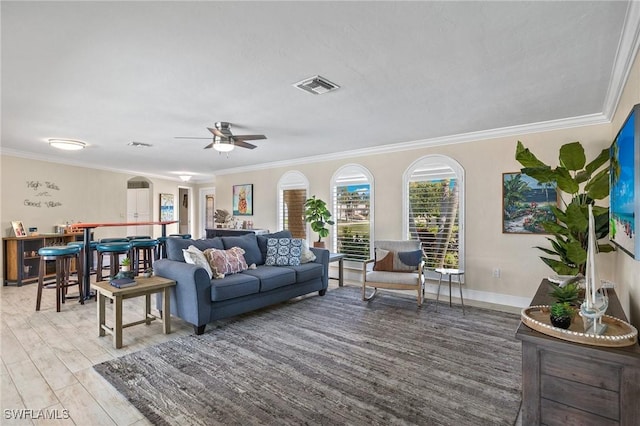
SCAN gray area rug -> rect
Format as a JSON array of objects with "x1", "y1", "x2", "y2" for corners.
[{"x1": 94, "y1": 287, "x2": 522, "y2": 425}]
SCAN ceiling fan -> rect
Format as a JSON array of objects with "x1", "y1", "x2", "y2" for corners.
[{"x1": 175, "y1": 122, "x2": 267, "y2": 153}]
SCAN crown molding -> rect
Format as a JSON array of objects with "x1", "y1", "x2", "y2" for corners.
[
  {"x1": 602, "y1": 0, "x2": 640, "y2": 120},
  {"x1": 0, "y1": 147, "x2": 188, "y2": 183},
  {"x1": 213, "y1": 113, "x2": 610, "y2": 175}
]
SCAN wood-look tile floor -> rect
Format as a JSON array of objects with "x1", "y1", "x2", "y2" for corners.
[
  {"x1": 1, "y1": 275, "x2": 196, "y2": 426},
  {"x1": 1, "y1": 276, "x2": 521, "y2": 425}
]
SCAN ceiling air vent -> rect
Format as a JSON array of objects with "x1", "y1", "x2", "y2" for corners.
[{"x1": 293, "y1": 75, "x2": 340, "y2": 95}]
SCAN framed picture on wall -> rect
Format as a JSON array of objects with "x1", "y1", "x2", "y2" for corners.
[
  {"x1": 233, "y1": 184, "x2": 253, "y2": 216},
  {"x1": 502, "y1": 172, "x2": 558, "y2": 234},
  {"x1": 11, "y1": 221, "x2": 26, "y2": 237},
  {"x1": 159, "y1": 193, "x2": 175, "y2": 221}
]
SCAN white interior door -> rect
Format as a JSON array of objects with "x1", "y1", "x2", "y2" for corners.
[{"x1": 127, "y1": 188, "x2": 152, "y2": 237}]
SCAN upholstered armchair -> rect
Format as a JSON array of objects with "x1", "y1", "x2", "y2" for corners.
[{"x1": 362, "y1": 240, "x2": 425, "y2": 306}]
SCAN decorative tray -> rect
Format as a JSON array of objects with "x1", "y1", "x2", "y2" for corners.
[{"x1": 521, "y1": 305, "x2": 638, "y2": 347}]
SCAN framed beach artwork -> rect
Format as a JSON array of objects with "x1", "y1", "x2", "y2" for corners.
[
  {"x1": 233, "y1": 184, "x2": 253, "y2": 216},
  {"x1": 609, "y1": 103, "x2": 640, "y2": 260},
  {"x1": 159, "y1": 193, "x2": 175, "y2": 221},
  {"x1": 11, "y1": 221, "x2": 26, "y2": 237},
  {"x1": 502, "y1": 172, "x2": 558, "y2": 234}
]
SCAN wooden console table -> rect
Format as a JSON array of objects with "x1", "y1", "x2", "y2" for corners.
[
  {"x1": 205, "y1": 228, "x2": 269, "y2": 238},
  {"x1": 516, "y1": 279, "x2": 640, "y2": 425},
  {"x1": 3, "y1": 233, "x2": 84, "y2": 286}
]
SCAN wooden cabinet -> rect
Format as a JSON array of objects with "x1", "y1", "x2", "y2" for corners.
[
  {"x1": 3, "y1": 233, "x2": 84, "y2": 286},
  {"x1": 516, "y1": 280, "x2": 640, "y2": 425}
]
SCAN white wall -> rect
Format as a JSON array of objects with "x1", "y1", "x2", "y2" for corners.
[{"x1": 0, "y1": 158, "x2": 186, "y2": 275}]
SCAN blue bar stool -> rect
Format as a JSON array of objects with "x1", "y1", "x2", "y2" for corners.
[
  {"x1": 96, "y1": 241, "x2": 132, "y2": 281},
  {"x1": 169, "y1": 234, "x2": 192, "y2": 239},
  {"x1": 156, "y1": 236, "x2": 168, "y2": 260},
  {"x1": 36, "y1": 245, "x2": 84, "y2": 312},
  {"x1": 67, "y1": 240, "x2": 98, "y2": 273},
  {"x1": 129, "y1": 238, "x2": 158, "y2": 274}
]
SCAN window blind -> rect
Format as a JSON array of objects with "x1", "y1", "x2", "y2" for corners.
[
  {"x1": 334, "y1": 183, "x2": 371, "y2": 262},
  {"x1": 280, "y1": 189, "x2": 307, "y2": 238},
  {"x1": 408, "y1": 174, "x2": 460, "y2": 269}
]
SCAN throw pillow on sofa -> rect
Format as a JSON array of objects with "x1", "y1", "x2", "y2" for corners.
[
  {"x1": 203, "y1": 246, "x2": 249, "y2": 278},
  {"x1": 182, "y1": 245, "x2": 213, "y2": 278},
  {"x1": 300, "y1": 240, "x2": 316, "y2": 263},
  {"x1": 265, "y1": 238, "x2": 302, "y2": 266}
]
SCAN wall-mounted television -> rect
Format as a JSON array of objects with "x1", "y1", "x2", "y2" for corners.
[{"x1": 609, "y1": 103, "x2": 640, "y2": 260}]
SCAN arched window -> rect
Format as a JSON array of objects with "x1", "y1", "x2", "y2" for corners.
[
  {"x1": 331, "y1": 164, "x2": 374, "y2": 262},
  {"x1": 403, "y1": 155, "x2": 464, "y2": 271},
  {"x1": 277, "y1": 171, "x2": 309, "y2": 238}
]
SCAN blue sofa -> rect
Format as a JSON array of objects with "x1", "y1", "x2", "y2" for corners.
[{"x1": 154, "y1": 231, "x2": 329, "y2": 335}]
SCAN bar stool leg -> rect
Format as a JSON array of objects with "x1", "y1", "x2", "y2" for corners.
[
  {"x1": 55, "y1": 257, "x2": 63, "y2": 312},
  {"x1": 36, "y1": 257, "x2": 46, "y2": 311},
  {"x1": 96, "y1": 251, "x2": 104, "y2": 281}
]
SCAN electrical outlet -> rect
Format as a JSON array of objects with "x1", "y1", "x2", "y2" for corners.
[{"x1": 493, "y1": 268, "x2": 501, "y2": 278}]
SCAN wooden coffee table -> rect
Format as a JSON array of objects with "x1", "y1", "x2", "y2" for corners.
[{"x1": 91, "y1": 276, "x2": 175, "y2": 348}]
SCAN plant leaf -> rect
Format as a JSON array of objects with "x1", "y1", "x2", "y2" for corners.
[
  {"x1": 520, "y1": 167, "x2": 555, "y2": 183},
  {"x1": 598, "y1": 243, "x2": 615, "y2": 253},
  {"x1": 585, "y1": 148, "x2": 609, "y2": 175},
  {"x1": 559, "y1": 142, "x2": 586, "y2": 171},
  {"x1": 585, "y1": 168, "x2": 610, "y2": 199},
  {"x1": 566, "y1": 240, "x2": 587, "y2": 266},
  {"x1": 554, "y1": 167, "x2": 579, "y2": 194},
  {"x1": 565, "y1": 202, "x2": 588, "y2": 233},
  {"x1": 515, "y1": 141, "x2": 549, "y2": 168},
  {"x1": 541, "y1": 257, "x2": 578, "y2": 275}
]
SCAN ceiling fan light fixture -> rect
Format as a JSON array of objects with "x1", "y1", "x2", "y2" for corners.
[
  {"x1": 213, "y1": 138, "x2": 234, "y2": 152},
  {"x1": 48, "y1": 139, "x2": 86, "y2": 151},
  {"x1": 179, "y1": 175, "x2": 192, "y2": 182}
]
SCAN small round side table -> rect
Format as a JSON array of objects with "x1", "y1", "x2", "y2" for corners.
[{"x1": 435, "y1": 268, "x2": 465, "y2": 315}]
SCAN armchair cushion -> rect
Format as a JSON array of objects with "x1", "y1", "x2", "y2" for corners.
[{"x1": 373, "y1": 245, "x2": 423, "y2": 272}]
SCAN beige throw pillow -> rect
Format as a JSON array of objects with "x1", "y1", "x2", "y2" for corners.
[{"x1": 183, "y1": 245, "x2": 213, "y2": 279}]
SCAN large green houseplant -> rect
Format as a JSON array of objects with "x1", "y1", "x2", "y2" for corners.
[
  {"x1": 515, "y1": 140, "x2": 613, "y2": 275},
  {"x1": 304, "y1": 195, "x2": 335, "y2": 248}
]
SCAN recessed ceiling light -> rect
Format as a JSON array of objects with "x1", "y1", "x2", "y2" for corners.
[
  {"x1": 128, "y1": 141, "x2": 152, "y2": 147},
  {"x1": 48, "y1": 139, "x2": 86, "y2": 151}
]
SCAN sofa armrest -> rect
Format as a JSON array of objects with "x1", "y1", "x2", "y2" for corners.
[
  {"x1": 310, "y1": 247, "x2": 330, "y2": 289},
  {"x1": 154, "y1": 259, "x2": 212, "y2": 327}
]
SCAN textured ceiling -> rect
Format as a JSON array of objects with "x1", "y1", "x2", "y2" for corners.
[{"x1": 1, "y1": 1, "x2": 637, "y2": 182}]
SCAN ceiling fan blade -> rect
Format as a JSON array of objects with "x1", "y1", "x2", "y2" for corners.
[
  {"x1": 175, "y1": 137, "x2": 212, "y2": 139},
  {"x1": 203, "y1": 142, "x2": 214, "y2": 149},
  {"x1": 233, "y1": 134, "x2": 266, "y2": 141},
  {"x1": 234, "y1": 140, "x2": 257, "y2": 149},
  {"x1": 207, "y1": 127, "x2": 228, "y2": 139}
]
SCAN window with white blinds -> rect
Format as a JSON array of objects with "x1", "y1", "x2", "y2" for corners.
[
  {"x1": 278, "y1": 171, "x2": 309, "y2": 238},
  {"x1": 331, "y1": 165, "x2": 373, "y2": 262},
  {"x1": 404, "y1": 156, "x2": 464, "y2": 270}
]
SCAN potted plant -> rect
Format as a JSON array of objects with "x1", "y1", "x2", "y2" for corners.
[
  {"x1": 143, "y1": 267, "x2": 153, "y2": 278},
  {"x1": 549, "y1": 281, "x2": 581, "y2": 305},
  {"x1": 120, "y1": 257, "x2": 131, "y2": 272},
  {"x1": 515, "y1": 141, "x2": 614, "y2": 275},
  {"x1": 549, "y1": 302, "x2": 576, "y2": 329},
  {"x1": 304, "y1": 195, "x2": 335, "y2": 248}
]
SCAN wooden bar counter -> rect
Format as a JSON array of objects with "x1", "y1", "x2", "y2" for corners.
[{"x1": 516, "y1": 279, "x2": 640, "y2": 425}]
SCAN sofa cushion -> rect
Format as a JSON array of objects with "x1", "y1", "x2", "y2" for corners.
[
  {"x1": 286, "y1": 262, "x2": 323, "y2": 283},
  {"x1": 210, "y1": 273, "x2": 260, "y2": 302},
  {"x1": 167, "y1": 238, "x2": 223, "y2": 262},
  {"x1": 203, "y1": 247, "x2": 249, "y2": 278},
  {"x1": 221, "y1": 233, "x2": 262, "y2": 266},
  {"x1": 257, "y1": 230, "x2": 293, "y2": 264},
  {"x1": 243, "y1": 266, "x2": 297, "y2": 292},
  {"x1": 265, "y1": 238, "x2": 302, "y2": 266},
  {"x1": 300, "y1": 240, "x2": 316, "y2": 263},
  {"x1": 182, "y1": 245, "x2": 213, "y2": 279}
]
